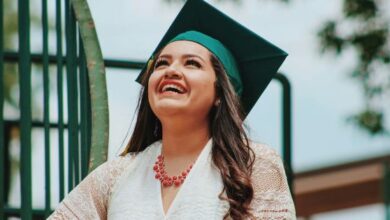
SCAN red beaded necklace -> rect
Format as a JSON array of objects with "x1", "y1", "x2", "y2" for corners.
[{"x1": 153, "y1": 155, "x2": 193, "y2": 187}]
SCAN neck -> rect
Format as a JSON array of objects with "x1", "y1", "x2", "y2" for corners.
[{"x1": 160, "y1": 117, "x2": 210, "y2": 158}]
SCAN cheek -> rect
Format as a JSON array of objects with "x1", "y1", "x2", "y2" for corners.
[
  {"x1": 147, "y1": 73, "x2": 159, "y2": 102},
  {"x1": 201, "y1": 73, "x2": 216, "y2": 93},
  {"x1": 190, "y1": 74, "x2": 217, "y2": 99},
  {"x1": 148, "y1": 72, "x2": 162, "y2": 92}
]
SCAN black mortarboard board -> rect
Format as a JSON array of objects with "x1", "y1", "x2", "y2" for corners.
[{"x1": 136, "y1": 0, "x2": 287, "y2": 115}]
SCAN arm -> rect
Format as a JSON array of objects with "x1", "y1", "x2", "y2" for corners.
[
  {"x1": 48, "y1": 156, "x2": 131, "y2": 220},
  {"x1": 250, "y1": 143, "x2": 296, "y2": 220}
]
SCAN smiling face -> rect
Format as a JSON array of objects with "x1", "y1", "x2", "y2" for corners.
[{"x1": 148, "y1": 40, "x2": 217, "y2": 121}]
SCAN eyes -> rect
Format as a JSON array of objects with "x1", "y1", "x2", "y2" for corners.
[
  {"x1": 154, "y1": 58, "x2": 202, "y2": 70},
  {"x1": 154, "y1": 59, "x2": 169, "y2": 69},
  {"x1": 186, "y1": 59, "x2": 202, "y2": 68}
]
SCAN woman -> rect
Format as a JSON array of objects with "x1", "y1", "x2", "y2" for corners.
[{"x1": 49, "y1": 0, "x2": 295, "y2": 219}]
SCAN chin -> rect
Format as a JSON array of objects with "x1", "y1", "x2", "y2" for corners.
[{"x1": 152, "y1": 102, "x2": 187, "y2": 116}]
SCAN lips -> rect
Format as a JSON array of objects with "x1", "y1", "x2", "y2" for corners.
[{"x1": 158, "y1": 80, "x2": 187, "y2": 94}]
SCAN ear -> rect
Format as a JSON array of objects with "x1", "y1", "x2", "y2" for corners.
[{"x1": 214, "y1": 98, "x2": 221, "y2": 106}]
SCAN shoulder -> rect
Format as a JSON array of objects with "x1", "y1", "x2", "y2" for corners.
[
  {"x1": 248, "y1": 141, "x2": 288, "y2": 190},
  {"x1": 48, "y1": 155, "x2": 138, "y2": 219},
  {"x1": 93, "y1": 144, "x2": 160, "y2": 183},
  {"x1": 94, "y1": 142, "x2": 160, "y2": 176},
  {"x1": 84, "y1": 153, "x2": 139, "y2": 194},
  {"x1": 95, "y1": 154, "x2": 136, "y2": 173},
  {"x1": 249, "y1": 141, "x2": 284, "y2": 170},
  {"x1": 87, "y1": 153, "x2": 136, "y2": 180},
  {"x1": 250, "y1": 141, "x2": 280, "y2": 159},
  {"x1": 248, "y1": 141, "x2": 296, "y2": 218}
]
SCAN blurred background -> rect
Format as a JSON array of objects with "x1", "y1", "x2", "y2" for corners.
[{"x1": 1, "y1": 0, "x2": 390, "y2": 219}]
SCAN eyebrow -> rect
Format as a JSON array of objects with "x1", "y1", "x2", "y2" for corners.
[{"x1": 158, "y1": 54, "x2": 207, "y2": 63}]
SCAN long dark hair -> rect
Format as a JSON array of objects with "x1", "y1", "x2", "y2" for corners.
[{"x1": 121, "y1": 52, "x2": 255, "y2": 220}]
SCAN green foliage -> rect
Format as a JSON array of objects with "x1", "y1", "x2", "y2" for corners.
[
  {"x1": 343, "y1": 0, "x2": 377, "y2": 19},
  {"x1": 350, "y1": 28, "x2": 388, "y2": 63},
  {"x1": 3, "y1": 0, "x2": 18, "y2": 107},
  {"x1": 318, "y1": 0, "x2": 390, "y2": 135},
  {"x1": 347, "y1": 109, "x2": 386, "y2": 135},
  {"x1": 318, "y1": 21, "x2": 345, "y2": 54},
  {"x1": 3, "y1": 0, "x2": 42, "y2": 109}
]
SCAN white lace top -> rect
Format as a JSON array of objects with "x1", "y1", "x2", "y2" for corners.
[{"x1": 48, "y1": 140, "x2": 296, "y2": 220}]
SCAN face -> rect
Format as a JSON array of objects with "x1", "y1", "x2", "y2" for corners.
[{"x1": 148, "y1": 40, "x2": 217, "y2": 120}]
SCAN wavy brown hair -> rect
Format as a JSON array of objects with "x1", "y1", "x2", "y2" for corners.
[{"x1": 121, "y1": 51, "x2": 255, "y2": 220}]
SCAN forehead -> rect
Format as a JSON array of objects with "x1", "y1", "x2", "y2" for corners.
[{"x1": 159, "y1": 40, "x2": 211, "y2": 58}]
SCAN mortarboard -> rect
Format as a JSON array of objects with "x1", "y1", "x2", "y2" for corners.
[{"x1": 136, "y1": 0, "x2": 287, "y2": 115}]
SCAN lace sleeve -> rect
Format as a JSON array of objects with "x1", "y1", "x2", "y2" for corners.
[
  {"x1": 250, "y1": 142, "x2": 296, "y2": 220},
  {"x1": 48, "y1": 155, "x2": 133, "y2": 220}
]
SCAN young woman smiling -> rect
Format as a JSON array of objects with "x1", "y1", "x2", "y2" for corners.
[{"x1": 49, "y1": 0, "x2": 296, "y2": 219}]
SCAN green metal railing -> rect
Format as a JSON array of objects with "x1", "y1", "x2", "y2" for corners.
[
  {"x1": 385, "y1": 162, "x2": 390, "y2": 220},
  {"x1": 42, "y1": 0, "x2": 51, "y2": 216},
  {"x1": 274, "y1": 73, "x2": 293, "y2": 197},
  {"x1": 55, "y1": 0, "x2": 65, "y2": 202},
  {"x1": 0, "y1": 0, "x2": 4, "y2": 219},
  {"x1": 1, "y1": 0, "x2": 95, "y2": 218},
  {"x1": 18, "y1": 0, "x2": 32, "y2": 219},
  {"x1": 65, "y1": 0, "x2": 80, "y2": 190},
  {"x1": 0, "y1": 0, "x2": 294, "y2": 219}
]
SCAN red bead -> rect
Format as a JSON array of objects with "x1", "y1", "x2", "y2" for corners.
[
  {"x1": 174, "y1": 180, "x2": 181, "y2": 186},
  {"x1": 155, "y1": 174, "x2": 160, "y2": 179},
  {"x1": 173, "y1": 176, "x2": 177, "y2": 180}
]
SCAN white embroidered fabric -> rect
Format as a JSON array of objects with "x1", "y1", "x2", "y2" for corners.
[{"x1": 48, "y1": 141, "x2": 296, "y2": 220}]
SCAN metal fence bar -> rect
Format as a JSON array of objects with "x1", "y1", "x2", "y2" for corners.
[
  {"x1": 0, "y1": 0, "x2": 5, "y2": 218},
  {"x1": 274, "y1": 73, "x2": 294, "y2": 197},
  {"x1": 86, "y1": 82, "x2": 92, "y2": 175},
  {"x1": 4, "y1": 119, "x2": 69, "y2": 128},
  {"x1": 385, "y1": 162, "x2": 390, "y2": 220},
  {"x1": 18, "y1": 0, "x2": 33, "y2": 219},
  {"x1": 65, "y1": 0, "x2": 80, "y2": 189},
  {"x1": 79, "y1": 37, "x2": 89, "y2": 178},
  {"x1": 42, "y1": 0, "x2": 51, "y2": 217},
  {"x1": 3, "y1": 51, "x2": 146, "y2": 69},
  {"x1": 56, "y1": 0, "x2": 66, "y2": 201},
  {"x1": 3, "y1": 206, "x2": 46, "y2": 218},
  {"x1": 2, "y1": 123, "x2": 10, "y2": 212}
]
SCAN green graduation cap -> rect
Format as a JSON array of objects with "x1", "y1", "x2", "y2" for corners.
[{"x1": 136, "y1": 0, "x2": 287, "y2": 115}]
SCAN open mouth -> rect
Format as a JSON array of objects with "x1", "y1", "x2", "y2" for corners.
[{"x1": 160, "y1": 83, "x2": 187, "y2": 94}]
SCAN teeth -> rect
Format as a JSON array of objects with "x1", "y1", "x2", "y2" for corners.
[{"x1": 162, "y1": 84, "x2": 185, "y2": 93}]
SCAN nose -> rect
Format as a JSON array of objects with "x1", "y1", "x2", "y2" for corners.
[{"x1": 164, "y1": 64, "x2": 183, "y2": 79}]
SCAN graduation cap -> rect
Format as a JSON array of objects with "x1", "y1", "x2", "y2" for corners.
[{"x1": 136, "y1": 0, "x2": 287, "y2": 115}]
